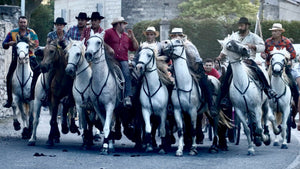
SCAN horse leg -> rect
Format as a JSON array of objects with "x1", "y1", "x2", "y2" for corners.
[
  {"x1": 281, "y1": 107, "x2": 289, "y2": 149},
  {"x1": 158, "y1": 109, "x2": 167, "y2": 154},
  {"x1": 151, "y1": 115, "x2": 159, "y2": 148},
  {"x1": 261, "y1": 102, "x2": 272, "y2": 146},
  {"x1": 28, "y1": 100, "x2": 42, "y2": 146},
  {"x1": 61, "y1": 103, "x2": 69, "y2": 134},
  {"x1": 142, "y1": 107, "x2": 153, "y2": 152},
  {"x1": 69, "y1": 107, "x2": 80, "y2": 135},
  {"x1": 209, "y1": 114, "x2": 219, "y2": 153},
  {"x1": 101, "y1": 104, "x2": 114, "y2": 155},
  {"x1": 47, "y1": 99, "x2": 60, "y2": 146},
  {"x1": 252, "y1": 107, "x2": 264, "y2": 147},
  {"x1": 174, "y1": 108, "x2": 184, "y2": 156},
  {"x1": 189, "y1": 110, "x2": 198, "y2": 156},
  {"x1": 235, "y1": 109, "x2": 255, "y2": 155},
  {"x1": 11, "y1": 101, "x2": 21, "y2": 131}
]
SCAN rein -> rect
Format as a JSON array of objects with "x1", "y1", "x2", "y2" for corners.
[
  {"x1": 169, "y1": 40, "x2": 193, "y2": 111},
  {"x1": 16, "y1": 63, "x2": 32, "y2": 100}
]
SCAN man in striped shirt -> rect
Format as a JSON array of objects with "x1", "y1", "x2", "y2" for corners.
[{"x1": 67, "y1": 12, "x2": 89, "y2": 40}]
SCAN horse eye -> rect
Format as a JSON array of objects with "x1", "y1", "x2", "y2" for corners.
[
  {"x1": 76, "y1": 53, "x2": 80, "y2": 57},
  {"x1": 26, "y1": 46, "x2": 29, "y2": 49},
  {"x1": 97, "y1": 41, "x2": 100, "y2": 45},
  {"x1": 164, "y1": 41, "x2": 168, "y2": 44}
]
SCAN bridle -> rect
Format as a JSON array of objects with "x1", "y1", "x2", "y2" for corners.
[
  {"x1": 271, "y1": 53, "x2": 286, "y2": 76},
  {"x1": 87, "y1": 35, "x2": 105, "y2": 64},
  {"x1": 136, "y1": 47, "x2": 157, "y2": 73}
]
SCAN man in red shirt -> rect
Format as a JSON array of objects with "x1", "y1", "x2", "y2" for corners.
[
  {"x1": 104, "y1": 17, "x2": 139, "y2": 107},
  {"x1": 204, "y1": 58, "x2": 220, "y2": 79}
]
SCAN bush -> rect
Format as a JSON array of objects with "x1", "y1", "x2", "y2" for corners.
[{"x1": 133, "y1": 18, "x2": 300, "y2": 60}]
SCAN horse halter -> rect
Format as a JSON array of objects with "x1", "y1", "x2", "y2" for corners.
[
  {"x1": 87, "y1": 35, "x2": 104, "y2": 63},
  {"x1": 137, "y1": 47, "x2": 156, "y2": 72},
  {"x1": 165, "y1": 39, "x2": 185, "y2": 60},
  {"x1": 271, "y1": 53, "x2": 286, "y2": 76},
  {"x1": 67, "y1": 44, "x2": 84, "y2": 70}
]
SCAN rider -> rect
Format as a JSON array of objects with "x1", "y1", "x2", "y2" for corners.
[
  {"x1": 262, "y1": 23, "x2": 299, "y2": 126},
  {"x1": 204, "y1": 58, "x2": 220, "y2": 79},
  {"x1": 217, "y1": 17, "x2": 277, "y2": 109},
  {"x1": 104, "y1": 17, "x2": 139, "y2": 107},
  {"x1": 67, "y1": 12, "x2": 89, "y2": 40},
  {"x1": 81, "y1": 12, "x2": 105, "y2": 46},
  {"x1": 169, "y1": 27, "x2": 218, "y2": 116},
  {"x1": 2, "y1": 16, "x2": 40, "y2": 108}
]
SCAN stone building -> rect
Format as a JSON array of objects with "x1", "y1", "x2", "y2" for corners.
[
  {"x1": 0, "y1": 5, "x2": 20, "y2": 117},
  {"x1": 262, "y1": 0, "x2": 300, "y2": 21}
]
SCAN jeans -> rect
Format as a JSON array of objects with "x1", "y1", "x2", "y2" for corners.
[{"x1": 120, "y1": 61, "x2": 133, "y2": 97}]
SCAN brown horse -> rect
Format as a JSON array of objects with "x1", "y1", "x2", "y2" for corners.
[{"x1": 39, "y1": 39, "x2": 76, "y2": 146}]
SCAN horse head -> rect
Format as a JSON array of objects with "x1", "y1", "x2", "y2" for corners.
[
  {"x1": 270, "y1": 47, "x2": 290, "y2": 76},
  {"x1": 136, "y1": 43, "x2": 157, "y2": 76},
  {"x1": 40, "y1": 39, "x2": 64, "y2": 73},
  {"x1": 218, "y1": 34, "x2": 250, "y2": 63},
  {"x1": 65, "y1": 39, "x2": 86, "y2": 77},
  {"x1": 16, "y1": 41, "x2": 30, "y2": 64},
  {"x1": 161, "y1": 38, "x2": 185, "y2": 60},
  {"x1": 85, "y1": 32, "x2": 105, "y2": 62}
]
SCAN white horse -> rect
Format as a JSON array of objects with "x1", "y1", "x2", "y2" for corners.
[
  {"x1": 65, "y1": 39, "x2": 95, "y2": 147},
  {"x1": 136, "y1": 44, "x2": 169, "y2": 153},
  {"x1": 28, "y1": 46, "x2": 52, "y2": 146},
  {"x1": 161, "y1": 39, "x2": 221, "y2": 156},
  {"x1": 12, "y1": 41, "x2": 34, "y2": 139},
  {"x1": 85, "y1": 32, "x2": 120, "y2": 154},
  {"x1": 269, "y1": 48, "x2": 292, "y2": 149},
  {"x1": 218, "y1": 36, "x2": 279, "y2": 155}
]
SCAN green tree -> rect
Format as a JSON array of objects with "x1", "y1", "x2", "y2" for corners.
[
  {"x1": 30, "y1": 0, "x2": 54, "y2": 45},
  {"x1": 178, "y1": 0, "x2": 259, "y2": 21}
]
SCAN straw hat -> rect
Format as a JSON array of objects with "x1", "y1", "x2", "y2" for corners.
[
  {"x1": 269, "y1": 23, "x2": 285, "y2": 32},
  {"x1": 143, "y1": 26, "x2": 159, "y2": 37},
  {"x1": 111, "y1": 17, "x2": 128, "y2": 25}
]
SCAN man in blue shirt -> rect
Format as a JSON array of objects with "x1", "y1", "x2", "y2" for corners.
[{"x1": 67, "y1": 12, "x2": 89, "y2": 40}]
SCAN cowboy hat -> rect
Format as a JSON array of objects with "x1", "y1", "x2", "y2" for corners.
[
  {"x1": 111, "y1": 17, "x2": 128, "y2": 25},
  {"x1": 53, "y1": 17, "x2": 67, "y2": 25},
  {"x1": 90, "y1": 12, "x2": 105, "y2": 20},
  {"x1": 238, "y1": 17, "x2": 251, "y2": 25},
  {"x1": 75, "y1": 12, "x2": 90, "y2": 20},
  {"x1": 143, "y1": 26, "x2": 159, "y2": 37},
  {"x1": 269, "y1": 23, "x2": 285, "y2": 32}
]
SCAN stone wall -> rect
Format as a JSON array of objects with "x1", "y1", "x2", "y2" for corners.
[
  {"x1": 0, "y1": 6, "x2": 20, "y2": 118},
  {"x1": 122, "y1": 0, "x2": 184, "y2": 29},
  {"x1": 263, "y1": 0, "x2": 300, "y2": 21}
]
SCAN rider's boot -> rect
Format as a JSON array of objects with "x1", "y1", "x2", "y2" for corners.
[
  {"x1": 246, "y1": 59, "x2": 277, "y2": 99},
  {"x1": 219, "y1": 64, "x2": 232, "y2": 110},
  {"x1": 28, "y1": 57, "x2": 41, "y2": 101},
  {"x1": 3, "y1": 51, "x2": 17, "y2": 108},
  {"x1": 197, "y1": 62, "x2": 218, "y2": 117}
]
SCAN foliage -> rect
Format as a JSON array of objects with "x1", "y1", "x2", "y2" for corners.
[
  {"x1": 133, "y1": 18, "x2": 300, "y2": 60},
  {"x1": 30, "y1": 0, "x2": 54, "y2": 46},
  {"x1": 178, "y1": 0, "x2": 259, "y2": 21}
]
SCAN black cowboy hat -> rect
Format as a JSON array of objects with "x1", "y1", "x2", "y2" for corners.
[
  {"x1": 53, "y1": 17, "x2": 67, "y2": 25},
  {"x1": 75, "y1": 12, "x2": 90, "y2": 20},
  {"x1": 90, "y1": 12, "x2": 105, "y2": 20},
  {"x1": 238, "y1": 17, "x2": 251, "y2": 25}
]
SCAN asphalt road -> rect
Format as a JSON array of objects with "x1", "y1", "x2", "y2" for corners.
[{"x1": 1, "y1": 108, "x2": 300, "y2": 169}]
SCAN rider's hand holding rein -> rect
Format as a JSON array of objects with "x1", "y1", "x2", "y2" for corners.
[{"x1": 3, "y1": 41, "x2": 16, "y2": 48}]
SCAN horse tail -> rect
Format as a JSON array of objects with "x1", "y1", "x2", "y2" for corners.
[
  {"x1": 218, "y1": 110, "x2": 233, "y2": 129},
  {"x1": 275, "y1": 112, "x2": 282, "y2": 124}
]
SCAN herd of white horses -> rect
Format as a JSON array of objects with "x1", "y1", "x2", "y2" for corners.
[{"x1": 8, "y1": 32, "x2": 293, "y2": 156}]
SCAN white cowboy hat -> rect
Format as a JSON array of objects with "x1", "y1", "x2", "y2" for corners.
[
  {"x1": 143, "y1": 26, "x2": 159, "y2": 37},
  {"x1": 269, "y1": 23, "x2": 285, "y2": 32},
  {"x1": 111, "y1": 17, "x2": 128, "y2": 25},
  {"x1": 170, "y1": 27, "x2": 184, "y2": 35}
]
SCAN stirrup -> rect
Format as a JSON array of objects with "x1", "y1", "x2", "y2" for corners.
[{"x1": 267, "y1": 88, "x2": 277, "y2": 99}]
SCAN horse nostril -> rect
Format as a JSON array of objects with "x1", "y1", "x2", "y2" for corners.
[{"x1": 85, "y1": 52, "x2": 92, "y2": 59}]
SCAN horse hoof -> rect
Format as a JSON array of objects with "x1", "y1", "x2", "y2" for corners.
[
  {"x1": 247, "y1": 151, "x2": 255, "y2": 156},
  {"x1": 13, "y1": 121, "x2": 21, "y2": 131},
  {"x1": 22, "y1": 128, "x2": 31, "y2": 139},
  {"x1": 61, "y1": 124, "x2": 69, "y2": 134},
  {"x1": 28, "y1": 141, "x2": 36, "y2": 146},
  {"x1": 254, "y1": 136, "x2": 262, "y2": 147},
  {"x1": 46, "y1": 140, "x2": 54, "y2": 146},
  {"x1": 175, "y1": 150, "x2": 183, "y2": 157},
  {"x1": 94, "y1": 134, "x2": 101, "y2": 142},
  {"x1": 100, "y1": 148, "x2": 109, "y2": 155},
  {"x1": 54, "y1": 137, "x2": 60, "y2": 143},
  {"x1": 189, "y1": 148, "x2": 198, "y2": 156},
  {"x1": 281, "y1": 144, "x2": 288, "y2": 149},
  {"x1": 209, "y1": 145, "x2": 219, "y2": 153},
  {"x1": 273, "y1": 142, "x2": 280, "y2": 146},
  {"x1": 158, "y1": 149, "x2": 166, "y2": 154},
  {"x1": 263, "y1": 135, "x2": 271, "y2": 146},
  {"x1": 145, "y1": 144, "x2": 153, "y2": 152},
  {"x1": 274, "y1": 125, "x2": 282, "y2": 135}
]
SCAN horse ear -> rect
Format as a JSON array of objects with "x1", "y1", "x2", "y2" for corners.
[
  {"x1": 99, "y1": 31, "x2": 105, "y2": 38},
  {"x1": 90, "y1": 29, "x2": 94, "y2": 36},
  {"x1": 218, "y1": 40, "x2": 224, "y2": 46},
  {"x1": 81, "y1": 38, "x2": 85, "y2": 45}
]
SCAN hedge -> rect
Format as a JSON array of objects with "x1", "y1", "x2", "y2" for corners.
[{"x1": 133, "y1": 18, "x2": 300, "y2": 60}]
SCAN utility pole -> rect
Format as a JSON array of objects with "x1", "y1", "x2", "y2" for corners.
[{"x1": 21, "y1": 0, "x2": 25, "y2": 16}]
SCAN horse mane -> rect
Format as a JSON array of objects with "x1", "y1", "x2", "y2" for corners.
[
  {"x1": 141, "y1": 42, "x2": 174, "y2": 86},
  {"x1": 17, "y1": 35, "x2": 35, "y2": 51},
  {"x1": 267, "y1": 65, "x2": 290, "y2": 84}
]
